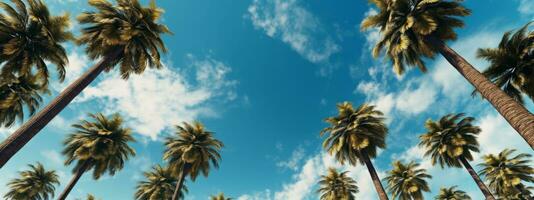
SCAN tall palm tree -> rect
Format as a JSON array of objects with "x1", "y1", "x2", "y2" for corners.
[
  {"x1": 478, "y1": 149, "x2": 534, "y2": 199},
  {"x1": 419, "y1": 113, "x2": 495, "y2": 199},
  {"x1": 0, "y1": 74, "x2": 49, "y2": 127},
  {"x1": 0, "y1": 0, "x2": 170, "y2": 168},
  {"x1": 135, "y1": 164, "x2": 188, "y2": 200},
  {"x1": 476, "y1": 22, "x2": 534, "y2": 105},
  {"x1": 384, "y1": 160, "x2": 431, "y2": 200},
  {"x1": 4, "y1": 162, "x2": 60, "y2": 200},
  {"x1": 321, "y1": 102, "x2": 389, "y2": 200},
  {"x1": 361, "y1": 0, "x2": 534, "y2": 148},
  {"x1": 210, "y1": 193, "x2": 232, "y2": 200},
  {"x1": 164, "y1": 121, "x2": 224, "y2": 200},
  {"x1": 435, "y1": 186, "x2": 471, "y2": 200},
  {"x1": 317, "y1": 167, "x2": 359, "y2": 200},
  {"x1": 57, "y1": 113, "x2": 136, "y2": 200}
]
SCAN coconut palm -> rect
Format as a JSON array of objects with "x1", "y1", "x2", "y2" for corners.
[
  {"x1": 321, "y1": 102, "x2": 389, "y2": 200},
  {"x1": 384, "y1": 160, "x2": 431, "y2": 200},
  {"x1": 164, "y1": 121, "x2": 224, "y2": 200},
  {"x1": 476, "y1": 22, "x2": 534, "y2": 105},
  {"x1": 317, "y1": 167, "x2": 359, "y2": 200},
  {"x1": 0, "y1": 74, "x2": 48, "y2": 127},
  {"x1": 478, "y1": 149, "x2": 534, "y2": 199},
  {"x1": 435, "y1": 186, "x2": 471, "y2": 200},
  {"x1": 362, "y1": 0, "x2": 534, "y2": 148},
  {"x1": 210, "y1": 193, "x2": 231, "y2": 200},
  {"x1": 135, "y1": 164, "x2": 189, "y2": 200},
  {"x1": 57, "y1": 113, "x2": 136, "y2": 200},
  {"x1": 0, "y1": 0, "x2": 170, "y2": 168},
  {"x1": 419, "y1": 113, "x2": 495, "y2": 199},
  {"x1": 4, "y1": 162, "x2": 60, "y2": 200}
]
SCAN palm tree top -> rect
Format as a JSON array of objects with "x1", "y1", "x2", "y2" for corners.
[
  {"x1": 77, "y1": 0, "x2": 171, "y2": 79},
  {"x1": 321, "y1": 102, "x2": 388, "y2": 165},
  {"x1": 0, "y1": 74, "x2": 49, "y2": 127},
  {"x1": 317, "y1": 167, "x2": 359, "y2": 200},
  {"x1": 0, "y1": 0, "x2": 73, "y2": 82},
  {"x1": 211, "y1": 192, "x2": 232, "y2": 200},
  {"x1": 4, "y1": 162, "x2": 60, "y2": 200},
  {"x1": 62, "y1": 112, "x2": 136, "y2": 179},
  {"x1": 164, "y1": 121, "x2": 224, "y2": 181},
  {"x1": 384, "y1": 160, "x2": 431, "y2": 200},
  {"x1": 476, "y1": 22, "x2": 534, "y2": 104},
  {"x1": 361, "y1": 0, "x2": 471, "y2": 75},
  {"x1": 135, "y1": 164, "x2": 188, "y2": 200},
  {"x1": 435, "y1": 186, "x2": 471, "y2": 200},
  {"x1": 419, "y1": 113, "x2": 480, "y2": 168}
]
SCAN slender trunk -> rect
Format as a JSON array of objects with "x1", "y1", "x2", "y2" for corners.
[
  {"x1": 459, "y1": 157, "x2": 496, "y2": 200},
  {"x1": 57, "y1": 161, "x2": 90, "y2": 200},
  {"x1": 0, "y1": 49, "x2": 122, "y2": 169},
  {"x1": 172, "y1": 163, "x2": 191, "y2": 200},
  {"x1": 359, "y1": 150, "x2": 389, "y2": 200},
  {"x1": 425, "y1": 36, "x2": 534, "y2": 149}
]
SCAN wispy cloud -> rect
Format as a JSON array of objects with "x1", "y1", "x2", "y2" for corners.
[{"x1": 247, "y1": 0, "x2": 340, "y2": 64}]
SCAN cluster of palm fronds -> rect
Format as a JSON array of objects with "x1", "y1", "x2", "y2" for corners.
[{"x1": 0, "y1": 0, "x2": 533, "y2": 199}]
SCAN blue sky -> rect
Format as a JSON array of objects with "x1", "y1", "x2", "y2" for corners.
[{"x1": 1, "y1": 0, "x2": 534, "y2": 199}]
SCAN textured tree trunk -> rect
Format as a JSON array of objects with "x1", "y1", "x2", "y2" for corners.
[
  {"x1": 172, "y1": 163, "x2": 191, "y2": 200},
  {"x1": 459, "y1": 157, "x2": 496, "y2": 200},
  {"x1": 0, "y1": 49, "x2": 122, "y2": 169},
  {"x1": 359, "y1": 150, "x2": 389, "y2": 200},
  {"x1": 57, "y1": 161, "x2": 90, "y2": 200},
  {"x1": 425, "y1": 36, "x2": 534, "y2": 149}
]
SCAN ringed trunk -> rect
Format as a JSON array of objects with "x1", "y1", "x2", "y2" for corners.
[
  {"x1": 57, "y1": 160, "x2": 90, "y2": 200},
  {"x1": 359, "y1": 150, "x2": 389, "y2": 200},
  {"x1": 425, "y1": 36, "x2": 534, "y2": 149},
  {"x1": 172, "y1": 163, "x2": 191, "y2": 200},
  {"x1": 459, "y1": 157, "x2": 496, "y2": 200},
  {"x1": 0, "y1": 49, "x2": 122, "y2": 169}
]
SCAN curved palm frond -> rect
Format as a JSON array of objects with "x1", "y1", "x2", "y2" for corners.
[
  {"x1": 4, "y1": 162, "x2": 60, "y2": 200},
  {"x1": 384, "y1": 160, "x2": 431, "y2": 200},
  {"x1": 210, "y1": 193, "x2": 232, "y2": 200},
  {"x1": 435, "y1": 186, "x2": 471, "y2": 200},
  {"x1": 317, "y1": 168, "x2": 359, "y2": 200},
  {"x1": 135, "y1": 164, "x2": 189, "y2": 200},
  {"x1": 0, "y1": 74, "x2": 48, "y2": 127}
]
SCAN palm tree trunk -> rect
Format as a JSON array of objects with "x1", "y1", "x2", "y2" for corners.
[
  {"x1": 359, "y1": 150, "x2": 389, "y2": 200},
  {"x1": 172, "y1": 163, "x2": 191, "y2": 200},
  {"x1": 57, "y1": 161, "x2": 90, "y2": 200},
  {"x1": 425, "y1": 36, "x2": 534, "y2": 149},
  {"x1": 0, "y1": 49, "x2": 122, "y2": 169},
  {"x1": 459, "y1": 157, "x2": 496, "y2": 200}
]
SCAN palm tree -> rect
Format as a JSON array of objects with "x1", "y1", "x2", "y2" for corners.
[
  {"x1": 419, "y1": 113, "x2": 495, "y2": 199},
  {"x1": 163, "y1": 121, "x2": 224, "y2": 200},
  {"x1": 86, "y1": 194, "x2": 97, "y2": 200},
  {"x1": 0, "y1": 0, "x2": 170, "y2": 168},
  {"x1": 435, "y1": 186, "x2": 471, "y2": 200},
  {"x1": 362, "y1": 0, "x2": 534, "y2": 148},
  {"x1": 317, "y1": 167, "x2": 359, "y2": 200},
  {"x1": 57, "y1": 113, "x2": 136, "y2": 200},
  {"x1": 478, "y1": 149, "x2": 534, "y2": 199},
  {"x1": 210, "y1": 193, "x2": 232, "y2": 200},
  {"x1": 384, "y1": 160, "x2": 431, "y2": 200},
  {"x1": 4, "y1": 162, "x2": 60, "y2": 200},
  {"x1": 135, "y1": 164, "x2": 188, "y2": 200},
  {"x1": 321, "y1": 102, "x2": 389, "y2": 200},
  {"x1": 476, "y1": 22, "x2": 534, "y2": 105},
  {"x1": 0, "y1": 74, "x2": 49, "y2": 127}
]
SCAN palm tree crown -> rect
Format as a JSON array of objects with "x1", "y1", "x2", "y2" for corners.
[
  {"x1": 434, "y1": 186, "x2": 471, "y2": 200},
  {"x1": 317, "y1": 168, "x2": 359, "y2": 200},
  {"x1": 4, "y1": 162, "x2": 60, "y2": 200},
  {"x1": 476, "y1": 22, "x2": 534, "y2": 104},
  {"x1": 384, "y1": 160, "x2": 431, "y2": 200},
  {"x1": 419, "y1": 113, "x2": 480, "y2": 168},
  {"x1": 361, "y1": 0, "x2": 470, "y2": 74},
  {"x1": 62, "y1": 112, "x2": 136, "y2": 179},
  {"x1": 0, "y1": 74, "x2": 48, "y2": 127},
  {"x1": 320, "y1": 102, "x2": 388, "y2": 165},
  {"x1": 0, "y1": 0, "x2": 72, "y2": 82},
  {"x1": 478, "y1": 149, "x2": 534, "y2": 199},
  {"x1": 210, "y1": 193, "x2": 231, "y2": 200},
  {"x1": 77, "y1": 0, "x2": 171, "y2": 79},
  {"x1": 163, "y1": 121, "x2": 224, "y2": 181},
  {"x1": 135, "y1": 164, "x2": 188, "y2": 200}
]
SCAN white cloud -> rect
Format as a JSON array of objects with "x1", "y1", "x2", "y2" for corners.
[
  {"x1": 247, "y1": 0, "x2": 339, "y2": 64},
  {"x1": 76, "y1": 55, "x2": 236, "y2": 139},
  {"x1": 518, "y1": 0, "x2": 534, "y2": 17},
  {"x1": 237, "y1": 190, "x2": 272, "y2": 200},
  {"x1": 395, "y1": 84, "x2": 437, "y2": 115},
  {"x1": 41, "y1": 150, "x2": 63, "y2": 166},
  {"x1": 276, "y1": 146, "x2": 305, "y2": 171}
]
